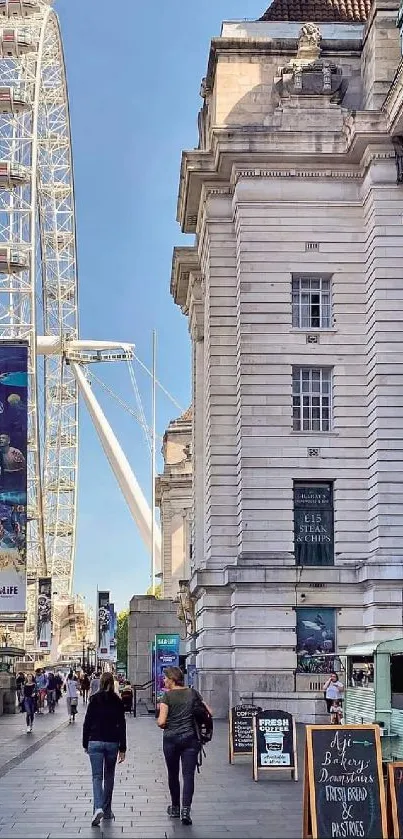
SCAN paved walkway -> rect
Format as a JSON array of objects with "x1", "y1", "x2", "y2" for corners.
[
  {"x1": 0, "y1": 712, "x2": 303, "y2": 838},
  {"x1": 0, "y1": 701, "x2": 68, "y2": 775}
]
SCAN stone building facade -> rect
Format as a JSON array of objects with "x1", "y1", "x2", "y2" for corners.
[
  {"x1": 171, "y1": 0, "x2": 403, "y2": 719},
  {"x1": 155, "y1": 408, "x2": 192, "y2": 599},
  {"x1": 127, "y1": 410, "x2": 192, "y2": 689}
]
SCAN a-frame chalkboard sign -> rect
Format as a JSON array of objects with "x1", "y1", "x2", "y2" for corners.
[
  {"x1": 252, "y1": 709, "x2": 298, "y2": 782},
  {"x1": 303, "y1": 725, "x2": 387, "y2": 839},
  {"x1": 229, "y1": 705, "x2": 262, "y2": 764},
  {"x1": 388, "y1": 762, "x2": 403, "y2": 838}
]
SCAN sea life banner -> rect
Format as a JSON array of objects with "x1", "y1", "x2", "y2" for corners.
[
  {"x1": 296, "y1": 607, "x2": 336, "y2": 674},
  {"x1": 37, "y1": 577, "x2": 51, "y2": 651},
  {"x1": 0, "y1": 343, "x2": 28, "y2": 613},
  {"x1": 97, "y1": 590, "x2": 110, "y2": 660},
  {"x1": 109, "y1": 602, "x2": 117, "y2": 663},
  {"x1": 155, "y1": 633, "x2": 180, "y2": 703}
]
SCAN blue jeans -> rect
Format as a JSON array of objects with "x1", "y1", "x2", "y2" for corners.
[
  {"x1": 88, "y1": 741, "x2": 119, "y2": 815},
  {"x1": 163, "y1": 733, "x2": 199, "y2": 808},
  {"x1": 24, "y1": 697, "x2": 35, "y2": 726}
]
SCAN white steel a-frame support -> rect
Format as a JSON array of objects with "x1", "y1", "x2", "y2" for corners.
[{"x1": 70, "y1": 360, "x2": 161, "y2": 573}]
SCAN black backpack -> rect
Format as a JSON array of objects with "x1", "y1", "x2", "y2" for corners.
[{"x1": 191, "y1": 689, "x2": 213, "y2": 770}]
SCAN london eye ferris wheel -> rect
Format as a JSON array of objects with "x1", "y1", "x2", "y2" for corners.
[
  {"x1": 0, "y1": 0, "x2": 163, "y2": 649},
  {"x1": 0, "y1": 0, "x2": 79, "y2": 639}
]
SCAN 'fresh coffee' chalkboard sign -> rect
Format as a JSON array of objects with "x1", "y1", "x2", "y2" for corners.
[
  {"x1": 303, "y1": 725, "x2": 387, "y2": 839},
  {"x1": 229, "y1": 705, "x2": 262, "y2": 764},
  {"x1": 252, "y1": 709, "x2": 298, "y2": 781},
  {"x1": 388, "y1": 761, "x2": 403, "y2": 838}
]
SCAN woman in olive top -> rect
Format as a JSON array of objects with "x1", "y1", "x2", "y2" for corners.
[{"x1": 157, "y1": 666, "x2": 211, "y2": 826}]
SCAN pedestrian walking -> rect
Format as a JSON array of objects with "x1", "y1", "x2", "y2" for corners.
[
  {"x1": 323, "y1": 671, "x2": 344, "y2": 714},
  {"x1": 83, "y1": 671, "x2": 126, "y2": 827},
  {"x1": 23, "y1": 673, "x2": 36, "y2": 733},
  {"x1": 55, "y1": 672, "x2": 63, "y2": 704},
  {"x1": 81, "y1": 672, "x2": 90, "y2": 704},
  {"x1": 46, "y1": 671, "x2": 57, "y2": 713},
  {"x1": 35, "y1": 668, "x2": 47, "y2": 713},
  {"x1": 157, "y1": 666, "x2": 212, "y2": 826},
  {"x1": 65, "y1": 670, "x2": 79, "y2": 723},
  {"x1": 16, "y1": 671, "x2": 25, "y2": 712},
  {"x1": 89, "y1": 672, "x2": 100, "y2": 696}
]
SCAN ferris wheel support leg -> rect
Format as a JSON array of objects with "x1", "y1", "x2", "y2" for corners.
[{"x1": 70, "y1": 361, "x2": 161, "y2": 573}]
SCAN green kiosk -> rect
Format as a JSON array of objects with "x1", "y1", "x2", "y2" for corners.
[{"x1": 344, "y1": 638, "x2": 403, "y2": 762}]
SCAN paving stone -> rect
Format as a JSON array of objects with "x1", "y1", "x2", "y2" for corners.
[{"x1": 0, "y1": 715, "x2": 302, "y2": 838}]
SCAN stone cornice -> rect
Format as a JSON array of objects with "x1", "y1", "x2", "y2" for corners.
[
  {"x1": 177, "y1": 111, "x2": 394, "y2": 232},
  {"x1": 230, "y1": 148, "x2": 395, "y2": 185},
  {"x1": 155, "y1": 473, "x2": 192, "y2": 505},
  {"x1": 383, "y1": 59, "x2": 403, "y2": 137},
  {"x1": 170, "y1": 245, "x2": 199, "y2": 309}
]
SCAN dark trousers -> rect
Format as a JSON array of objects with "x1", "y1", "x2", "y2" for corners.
[
  {"x1": 24, "y1": 697, "x2": 35, "y2": 726},
  {"x1": 163, "y1": 733, "x2": 199, "y2": 809}
]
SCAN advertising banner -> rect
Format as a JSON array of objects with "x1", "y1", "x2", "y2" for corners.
[
  {"x1": 296, "y1": 607, "x2": 336, "y2": 673},
  {"x1": 150, "y1": 640, "x2": 155, "y2": 703},
  {"x1": 109, "y1": 602, "x2": 117, "y2": 663},
  {"x1": 154, "y1": 633, "x2": 180, "y2": 704},
  {"x1": 97, "y1": 590, "x2": 110, "y2": 660},
  {"x1": 294, "y1": 483, "x2": 334, "y2": 567},
  {"x1": 0, "y1": 342, "x2": 28, "y2": 614},
  {"x1": 36, "y1": 577, "x2": 51, "y2": 651}
]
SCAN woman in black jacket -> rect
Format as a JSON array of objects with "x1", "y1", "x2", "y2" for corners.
[{"x1": 83, "y1": 672, "x2": 126, "y2": 827}]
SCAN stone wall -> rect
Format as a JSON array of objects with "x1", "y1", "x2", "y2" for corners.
[
  {"x1": 127, "y1": 595, "x2": 182, "y2": 692},
  {"x1": 172, "y1": 1, "x2": 403, "y2": 719}
]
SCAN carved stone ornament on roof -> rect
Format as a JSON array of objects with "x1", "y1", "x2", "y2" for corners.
[
  {"x1": 273, "y1": 23, "x2": 343, "y2": 101},
  {"x1": 295, "y1": 23, "x2": 322, "y2": 66}
]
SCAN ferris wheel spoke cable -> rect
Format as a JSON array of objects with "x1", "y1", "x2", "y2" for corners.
[
  {"x1": 88, "y1": 367, "x2": 163, "y2": 445},
  {"x1": 133, "y1": 352, "x2": 184, "y2": 413},
  {"x1": 127, "y1": 359, "x2": 151, "y2": 453}
]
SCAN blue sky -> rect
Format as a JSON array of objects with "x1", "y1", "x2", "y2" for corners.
[{"x1": 54, "y1": 0, "x2": 263, "y2": 613}]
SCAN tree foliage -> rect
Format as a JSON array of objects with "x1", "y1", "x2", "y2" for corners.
[
  {"x1": 146, "y1": 583, "x2": 162, "y2": 598},
  {"x1": 117, "y1": 609, "x2": 129, "y2": 666}
]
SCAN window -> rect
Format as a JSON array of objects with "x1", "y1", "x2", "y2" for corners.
[
  {"x1": 292, "y1": 275, "x2": 331, "y2": 329},
  {"x1": 294, "y1": 482, "x2": 334, "y2": 567},
  {"x1": 292, "y1": 367, "x2": 332, "y2": 432}
]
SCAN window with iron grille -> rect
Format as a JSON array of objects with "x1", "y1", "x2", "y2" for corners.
[
  {"x1": 292, "y1": 275, "x2": 331, "y2": 329},
  {"x1": 292, "y1": 367, "x2": 332, "y2": 432}
]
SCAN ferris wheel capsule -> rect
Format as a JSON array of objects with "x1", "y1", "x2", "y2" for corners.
[
  {"x1": 0, "y1": 0, "x2": 42, "y2": 17},
  {"x1": 0, "y1": 85, "x2": 31, "y2": 112},
  {"x1": 0, "y1": 161, "x2": 30, "y2": 187},
  {"x1": 0, "y1": 28, "x2": 34, "y2": 56},
  {"x1": 0, "y1": 246, "x2": 29, "y2": 272}
]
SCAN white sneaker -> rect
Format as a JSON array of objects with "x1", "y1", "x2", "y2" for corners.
[
  {"x1": 29, "y1": 725, "x2": 33, "y2": 733},
  {"x1": 91, "y1": 809, "x2": 103, "y2": 827},
  {"x1": 26, "y1": 726, "x2": 30, "y2": 733}
]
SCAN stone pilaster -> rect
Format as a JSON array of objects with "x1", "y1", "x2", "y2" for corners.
[{"x1": 363, "y1": 150, "x2": 403, "y2": 569}]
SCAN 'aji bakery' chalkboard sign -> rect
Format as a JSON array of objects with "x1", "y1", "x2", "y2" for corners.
[
  {"x1": 388, "y1": 762, "x2": 403, "y2": 838},
  {"x1": 303, "y1": 725, "x2": 387, "y2": 839},
  {"x1": 252, "y1": 709, "x2": 298, "y2": 782},
  {"x1": 229, "y1": 705, "x2": 262, "y2": 764}
]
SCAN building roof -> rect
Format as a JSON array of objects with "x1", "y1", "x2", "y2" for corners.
[
  {"x1": 177, "y1": 406, "x2": 192, "y2": 423},
  {"x1": 259, "y1": 0, "x2": 371, "y2": 22}
]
